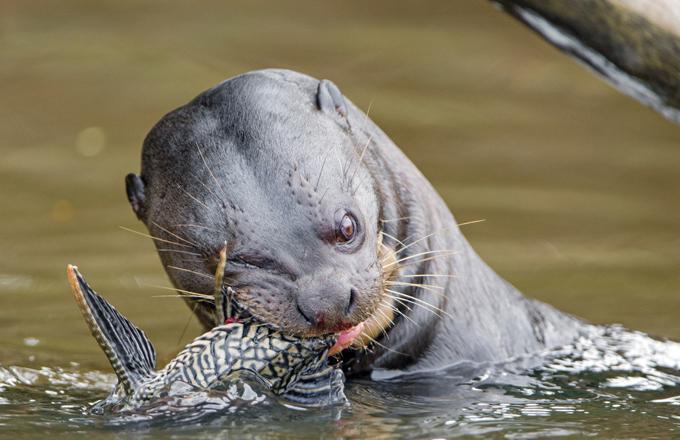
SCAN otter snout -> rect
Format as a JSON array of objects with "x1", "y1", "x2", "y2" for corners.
[{"x1": 295, "y1": 276, "x2": 359, "y2": 334}]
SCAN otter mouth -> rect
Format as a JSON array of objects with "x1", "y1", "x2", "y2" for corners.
[
  {"x1": 220, "y1": 283, "x2": 373, "y2": 357},
  {"x1": 216, "y1": 270, "x2": 362, "y2": 355},
  {"x1": 219, "y1": 290, "x2": 254, "y2": 325},
  {"x1": 328, "y1": 322, "x2": 365, "y2": 356},
  {"x1": 209, "y1": 236, "x2": 400, "y2": 356},
  {"x1": 223, "y1": 293, "x2": 366, "y2": 356}
]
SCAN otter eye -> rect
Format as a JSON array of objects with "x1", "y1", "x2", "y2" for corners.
[{"x1": 336, "y1": 213, "x2": 356, "y2": 242}]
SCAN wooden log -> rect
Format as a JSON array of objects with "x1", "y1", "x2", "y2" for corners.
[{"x1": 492, "y1": 0, "x2": 680, "y2": 123}]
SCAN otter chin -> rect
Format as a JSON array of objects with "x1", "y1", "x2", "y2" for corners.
[{"x1": 126, "y1": 69, "x2": 582, "y2": 377}]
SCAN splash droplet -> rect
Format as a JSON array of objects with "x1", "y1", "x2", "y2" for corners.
[{"x1": 23, "y1": 337, "x2": 39, "y2": 347}]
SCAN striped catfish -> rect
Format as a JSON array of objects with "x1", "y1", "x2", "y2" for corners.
[{"x1": 66, "y1": 264, "x2": 346, "y2": 411}]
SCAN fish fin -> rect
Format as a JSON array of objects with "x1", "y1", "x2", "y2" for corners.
[
  {"x1": 281, "y1": 366, "x2": 347, "y2": 407},
  {"x1": 67, "y1": 265, "x2": 156, "y2": 394}
]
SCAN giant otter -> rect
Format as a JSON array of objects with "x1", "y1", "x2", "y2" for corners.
[{"x1": 125, "y1": 69, "x2": 580, "y2": 376}]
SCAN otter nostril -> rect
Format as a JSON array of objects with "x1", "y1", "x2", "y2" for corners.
[
  {"x1": 296, "y1": 301, "x2": 315, "y2": 325},
  {"x1": 346, "y1": 288, "x2": 358, "y2": 315}
]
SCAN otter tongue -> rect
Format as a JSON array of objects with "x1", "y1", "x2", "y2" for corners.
[{"x1": 329, "y1": 322, "x2": 364, "y2": 356}]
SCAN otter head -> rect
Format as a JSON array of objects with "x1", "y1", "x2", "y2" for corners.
[{"x1": 125, "y1": 69, "x2": 397, "y2": 339}]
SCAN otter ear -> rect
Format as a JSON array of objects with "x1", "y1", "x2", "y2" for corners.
[
  {"x1": 125, "y1": 173, "x2": 146, "y2": 221},
  {"x1": 316, "y1": 79, "x2": 349, "y2": 122}
]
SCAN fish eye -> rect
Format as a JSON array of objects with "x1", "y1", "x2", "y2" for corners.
[{"x1": 336, "y1": 211, "x2": 357, "y2": 243}]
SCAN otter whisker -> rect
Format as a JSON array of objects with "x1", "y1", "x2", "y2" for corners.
[
  {"x1": 392, "y1": 287, "x2": 449, "y2": 299},
  {"x1": 365, "y1": 98, "x2": 374, "y2": 119},
  {"x1": 457, "y1": 219, "x2": 486, "y2": 228},
  {"x1": 151, "y1": 221, "x2": 199, "y2": 247},
  {"x1": 387, "y1": 295, "x2": 446, "y2": 320},
  {"x1": 338, "y1": 154, "x2": 349, "y2": 184},
  {"x1": 313, "y1": 161, "x2": 328, "y2": 193},
  {"x1": 152, "y1": 294, "x2": 214, "y2": 302},
  {"x1": 374, "y1": 306, "x2": 393, "y2": 332},
  {"x1": 177, "y1": 184, "x2": 211, "y2": 211},
  {"x1": 380, "y1": 216, "x2": 411, "y2": 224},
  {"x1": 349, "y1": 134, "x2": 372, "y2": 190},
  {"x1": 156, "y1": 248, "x2": 205, "y2": 257},
  {"x1": 387, "y1": 293, "x2": 430, "y2": 312},
  {"x1": 351, "y1": 171, "x2": 373, "y2": 196},
  {"x1": 386, "y1": 303, "x2": 419, "y2": 327},
  {"x1": 369, "y1": 309, "x2": 392, "y2": 341},
  {"x1": 314, "y1": 145, "x2": 333, "y2": 192},
  {"x1": 400, "y1": 273, "x2": 458, "y2": 279},
  {"x1": 388, "y1": 293, "x2": 423, "y2": 311},
  {"x1": 173, "y1": 223, "x2": 223, "y2": 234},
  {"x1": 119, "y1": 226, "x2": 192, "y2": 248},
  {"x1": 385, "y1": 280, "x2": 444, "y2": 291},
  {"x1": 390, "y1": 253, "x2": 458, "y2": 269},
  {"x1": 388, "y1": 292, "x2": 452, "y2": 319},
  {"x1": 350, "y1": 132, "x2": 374, "y2": 190},
  {"x1": 392, "y1": 229, "x2": 450, "y2": 257},
  {"x1": 386, "y1": 289, "x2": 453, "y2": 319},
  {"x1": 318, "y1": 187, "x2": 330, "y2": 205},
  {"x1": 195, "y1": 142, "x2": 228, "y2": 200},
  {"x1": 379, "y1": 231, "x2": 407, "y2": 249},
  {"x1": 167, "y1": 265, "x2": 213, "y2": 280},
  {"x1": 383, "y1": 249, "x2": 458, "y2": 268},
  {"x1": 140, "y1": 283, "x2": 214, "y2": 301},
  {"x1": 396, "y1": 228, "x2": 454, "y2": 257},
  {"x1": 174, "y1": 257, "x2": 211, "y2": 266},
  {"x1": 394, "y1": 219, "x2": 485, "y2": 256},
  {"x1": 189, "y1": 171, "x2": 226, "y2": 210},
  {"x1": 359, "y1": 332, "x2": 408, "y2": 357},
  {"x1": 391, "y1": 247, "x2": 458, "y2": 260},
  {"x1": 390, "y1": 296, "x2": 413, "y2": 312},
  {"x1": 350, "y1": 99, "x2": 380, "y2": 195},
  {"x1": 385, "y1": 283, "x2": 448, "y2": 298}
]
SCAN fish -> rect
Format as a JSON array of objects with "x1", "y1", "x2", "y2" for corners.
[{"x1": 66, "y1": 263, "x2": 346, "y2": 412}]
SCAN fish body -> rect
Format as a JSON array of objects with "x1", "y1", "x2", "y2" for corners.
[
  {"x1": 131, "y1": 323, "x2": 340, "y2": 406},
  {"x1": 66, "y1": 265, "x2": 346, "y2": 411}
]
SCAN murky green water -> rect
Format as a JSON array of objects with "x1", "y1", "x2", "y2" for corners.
[{"x1": 1, "y1": 1, "x2": 679, "y2": 438}]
